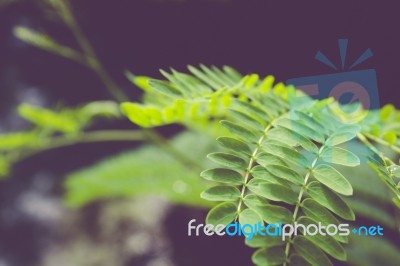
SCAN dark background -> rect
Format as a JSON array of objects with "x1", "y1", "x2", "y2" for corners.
[
  {"x1": 0, "y1": 0, "x2": 399, "y2": 266},
  {"x1": 1, "y1": 0, "x2": 399, "y2": 106}
]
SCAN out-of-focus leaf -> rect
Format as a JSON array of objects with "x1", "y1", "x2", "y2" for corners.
[
  {"x1": 14, "y1": 26, "x2": 86, "y2": 64},
  {"x1": 18, "y1": 104, "x2": 80, "y2": 133},
  {"x1": 0, "y1": 132, "x2": 38, "y2": 151},
  {"x1": 0, "y1": 157, "x2": 10, "y2": 178},
  {"x1": 293, "y1": 236, "x2": 333, "y2": 266},
  {"x1": 79, "y1": 101, "x2": 121, "y2": 120},
  {"x1": 64, "y1": 131, "x2": 214, "y2": 207},
  {"x1": 251, "y1": 246, "x2": 286, "y2": 266},
  {"x1": 346, "y1": 235, "x2": 400, "y2": 266}
]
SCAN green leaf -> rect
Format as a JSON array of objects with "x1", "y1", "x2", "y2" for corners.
[
  {"x1": 18, "y1": 104, "x2": 80, "y2": 133},
  {"x1": 320, "y1": 147, "x2": 360, "y2": 167},
  {"x1": 207, "y1": 152, "x2": 247, "y2": 169},
  {"x1": 248, "y1": 171, "x2": 290, "y2": 187},
  {"x1": 248, "y1": 204, "x2": 293, "y2": 224},
  {"x1": 293, "y1": 236, "x2": 333, "y2": 266},
  {"x1": 251, "y1": 247, "x2": 286, "y2": 266},
  {"x1": 234, "y1": 100, "x2": 271, "y2": 123},
  {"x1": 80, "y1": 101, "x2": 121, "y2": 120},
  {"x1": 297, "y1": 216, "x2": 346, "y2": 261},
  {"x1": 239, "y1": 208, "x2": 263, "y2": 225},
  {"x1": 325, "y1": 126, "x2": 359, "y2": 146},
  {"x1": 0, "y1": 157, "x2": 10, "y2": 178},
  {"x1": 289, "y1": 255, "x2": 310, "y2": 266},
  {"x1": 229, "y1": 109, "x2": 264, "y2": 131},
  {"x1": 201, "y1": 186, "x2": 241, "y2": 201},
  {"x1": 223, "y1": 65, "x2": 242, "y2": 82},
  {"x1": 0, "y1": 132, "x2": 38, "y2": 151},
  {"x1": 265, "y1": 164, "x2": 304, "y2": 185},
  {"x1": 200, "y1": 168, "x2": 243, "y2": 185},
  {"x1": 148, "y1": 79, "x2": 183, "y2": 97},
  {"x1": 242, "y1": 194, "x2": 268, "y2": 208},
  {"x1": 188, "y1": 65, "x2": 221, "y2": 90},
  {"x1": 210, "y1": 65, "x2": 236, "y2": 86},
  {"x1": 64, "y1": 131, "x2": 212, "y2": 207},
  {"x1": 14, "y1": 26, "x2": 85, "y2": 64},
  {"x1": 206, "y1": 202, "x2": 237, "y2": 226},
  {"x1": 243, "y1": 195, "x2": 293, "y2": 224},
  {"x1": 125, "y1": 72, "x2": 153, "y2": 92},
  {"x1": 262, "y1": 143, "x2": 310, "y2": 168},
  {"x1": 383, "y1": 131, "x2": 397, "y2": 144},
  {"x1": 120, "y1": 102, "x2": 163, "y2": 127},
  {"x1": 247, "y1": 181, "x2": 297, "y2": 204},
  {"x1": 312, "y1": 164, "x2": 353, "y2": 196},
  {"x1": 347, "y1": 235, "x2": 400, "y2": 266},
  {"x1": 388, "y1": 165, "x2": 400, "y2": 178},
  {"x1": 220, "y1": 120, "x2": 258, "y2": 143},
  {"x1": 268, "y1": 126, "x2": 318, "y2": 153},
  {"x1": 380, "y1": 104, "x2": 395, "y2": 121},
  {"x1": 293, "y1": 111, "x2": 326, "y2": 134},
  {"x1": 216, "y1": 137, "x2": 252, "y2": 158},
  {"x1": 307, "y1": 182, "x2": 355, "y2": 220},
  {"x1": 274, "y1": 118, "x2": 325, "y2": 143},
  {"x1": 199, "y1": 64, "x2": 226, "y2": 86},
  {"x1": 256, "y1": 152, "x2": 288, "y2": 168},
  {"x1": 245, "y1": 234, "x2": 284, "y2": 248},
  {"x1": 346, "y1": 198, "x2": 396, "y2": 229},
  {"x1": 301, "y1": 198, "x2": 347, "y2": 243}
]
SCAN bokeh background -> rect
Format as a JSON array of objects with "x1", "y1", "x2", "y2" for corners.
[{"x1": 0, "y1": 0, "x2": 399, "y2": 266}]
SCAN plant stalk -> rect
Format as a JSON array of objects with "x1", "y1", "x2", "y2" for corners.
[{"x1": 283, "y1": 146, "x2": 323, "y2": 265}]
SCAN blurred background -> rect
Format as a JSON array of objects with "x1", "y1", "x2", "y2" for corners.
[{"x1": 0, "y1": 0, "x2": 399, "y2": 266}]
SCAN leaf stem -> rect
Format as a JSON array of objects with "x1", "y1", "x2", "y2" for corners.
[
  {"x1": 236, "y1": 124, "x2": 272, "y2": 215},
  {"x1": 364, "y1": 132, "x2": 400, "y2": 154},
  {"x1": 7, "y1": 129, "x2": 145, "y2": 163},
  {"x1": 357, "y1": 133, "x2": 396, "y2": 165},
  {"x1": 50, "y1": 1, "x2": 202, "y2": 172},
  {"x1": 283, "y1": 146, "x2": 324, "y2": 265},
  {"x1": 59, "y1": 0, "x2": 128, "y2": 101}
]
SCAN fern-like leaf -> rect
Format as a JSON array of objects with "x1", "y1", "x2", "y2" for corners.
[{"x1": 201, "y1": 91, "x2": 361, "y2": 266}]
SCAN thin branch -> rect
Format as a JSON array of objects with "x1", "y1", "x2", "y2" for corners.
[
  {"x1": 58, "y1": 0, "x2": 128, "y2": 102},
  {"x1": 7, "y1": 129, "x2": 145, "y2": 163},
  {"x1": 283, "y1": 146, "x2": 323, "y2": 266},
  {"x1": 364, "y1": 132, "x2": 400, "y2": 154}
]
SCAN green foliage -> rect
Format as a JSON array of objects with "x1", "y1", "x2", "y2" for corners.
[
  {"x1": 9, "y1": 2, "x2": 399, "y2": 264},
  {"x1": 121, "y1": 65, "x2": 289, "y2": 135},
  {"x1": 65, "y1": 131, "x2": 213, "y2": 207},
  {"x1": 0, "y1": 61, "x2": 399, "y2": 265},
  {"x1": 118, "y1": 66, "x2": 400, "y2": 265},
  {"x1": 14, "y1": 26, "x2": 87, "y2": 65},
  {"x1": 0, "y1": 101, "x2": 121, "y2": 178},
  {"x1": 346, "y1": 235, "x2": 400, "y2": 266},
  {"x1": 199, "y1": 90, "x2": 364, "y2": 265}
]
